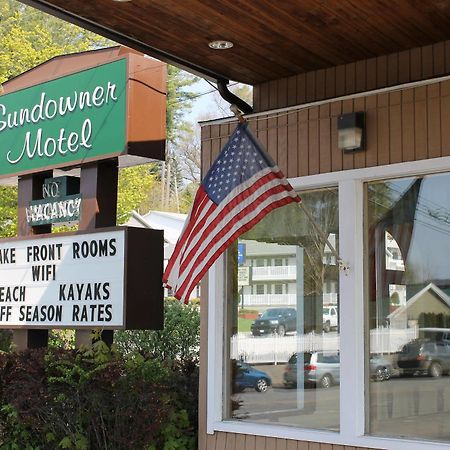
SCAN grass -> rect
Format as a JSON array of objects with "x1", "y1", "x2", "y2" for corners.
[{"x1": 238, "y1": 317, "x2": 253, "y2": 333}]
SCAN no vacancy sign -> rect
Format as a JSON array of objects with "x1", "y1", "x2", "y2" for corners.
[{"x1": 0, "y1": 227, "x2": 163, "y2": 330}]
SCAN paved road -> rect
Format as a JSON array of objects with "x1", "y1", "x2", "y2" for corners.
[{"x1": 231, "y1": 375, "x2": 450, "y2": 439}]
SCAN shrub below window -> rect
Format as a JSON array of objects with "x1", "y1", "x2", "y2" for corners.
[{"x1": 0, "y1": 342, "x2": 198, "y2": 450}]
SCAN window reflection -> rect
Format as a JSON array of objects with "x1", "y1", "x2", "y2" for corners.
[
  {"x1": 367, "y1": 174, "x2": 450, "y2": 443},
  {"x1": 225, "y1": 188, "x2": 340, "y2": 431}
]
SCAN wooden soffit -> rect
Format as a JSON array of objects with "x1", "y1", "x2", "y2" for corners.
[{"x1": 21, "y1": 0, "x2": 450, "y2": 85}]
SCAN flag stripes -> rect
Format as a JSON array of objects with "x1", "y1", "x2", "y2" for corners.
[{"x1": 163, "y1": 123, "x2": 301, "y2": 303}]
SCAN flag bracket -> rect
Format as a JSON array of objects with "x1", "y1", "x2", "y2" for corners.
[{"x1": 230, "y1": 104, "x2": 247, "y2": 123}]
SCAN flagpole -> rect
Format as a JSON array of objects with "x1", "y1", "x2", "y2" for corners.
[
  {"x1": 297, "y1": 201, "x2": 349, "y2": 273},
  {"x1": 231, "y1": 107, "x2": 350, "y2": 274}
]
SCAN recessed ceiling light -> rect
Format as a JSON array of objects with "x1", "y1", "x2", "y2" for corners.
[
  {"x1": 113, "y1": 0, "x2": 132, "y2": 2},
  {"x1": 208, "y1": 40, "x2": 234, "y2": 50}
]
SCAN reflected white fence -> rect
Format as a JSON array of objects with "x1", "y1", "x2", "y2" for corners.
[{"x1": 231, "y1": 327, "x2": 418, "y2": 364}]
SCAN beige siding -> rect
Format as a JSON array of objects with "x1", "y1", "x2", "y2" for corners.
[
  {"x1": 253, "y1": 40, "x2": 450, "y2": 112},
  {"x1": 202, "y1": 79, "x2": 450, "y2": 177},
  {"x1": 199, "y1": 432, "x2": 379, "y2": 450}
]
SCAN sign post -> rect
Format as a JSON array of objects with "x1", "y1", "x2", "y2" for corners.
[{"x1": 14, "y1": 172, "x2": 52, "y2": 349}]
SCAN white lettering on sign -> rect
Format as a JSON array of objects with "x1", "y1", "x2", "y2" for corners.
[
  {"x1": 7, "y1": 119, "x2": 92, "y2": 164},
  {"x1": 25, "y1": 198, "x2": 81, "y2": 224},
  {"x1": 0, "y1": 83, "x2": 118, "y2": 133},
  {"x1": 1, "y1": 81, "x2": 116, "y2": 165},
  {"x1": 0, "y1": 230, "x2": 125, "y2": 328}
]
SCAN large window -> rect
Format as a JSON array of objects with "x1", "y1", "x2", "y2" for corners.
[
  {"x1": 366, "y1": 173, "x2": 450, "y2": 443},
  {"x1": 224, "y1": 188, "x2": 339, "y2": 431}
]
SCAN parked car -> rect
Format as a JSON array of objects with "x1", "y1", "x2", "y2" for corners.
[
  {"x1": 419, "y1": 327, "x2": 450, "y2": 345},
  {"x1": 323, "y1": 305, "x2": 338, "y2": 332},
  {"x1": 250, "y1": 307, "x2": 296, "y2": 336},
  {"x1": 283, "y1": 351, "x2": 340, "y2": 388},
  {"x1": 397, "y1": 338, "x2": 450, "y2": 377},
  {"x1": 234, "y1": 362, "x2": 272, "y2": 393},
  {"x1": 283, "y1": 352, "x2": 393, "y2": 388},
  {"x1": 370, "y1": 355, "x2": 393, "y2": 381}
]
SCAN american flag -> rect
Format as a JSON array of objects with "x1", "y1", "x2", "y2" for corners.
[{"x1": 163, "y1": 122, "x2": 301, "y2": 303}]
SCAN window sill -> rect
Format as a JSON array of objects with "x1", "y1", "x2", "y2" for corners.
[{"x1": 210, "y1": 420, "x2": 450, "y2": 450}]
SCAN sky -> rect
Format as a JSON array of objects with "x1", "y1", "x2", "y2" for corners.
[{"x1": 185, "y1": 78, "x2": 233, "y2": 126}]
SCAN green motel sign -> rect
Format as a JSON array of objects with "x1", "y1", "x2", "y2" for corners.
[{"x1": 0, "y1": 59, "x2": 127, "y2": 178}]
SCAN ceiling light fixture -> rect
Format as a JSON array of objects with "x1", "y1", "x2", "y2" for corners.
[
  {"x1": 112, "y1": 0, "x2": 132, "y2": 2},
  {"x1": 208, "y1": 40, "x2": 234, "y2": 50}
]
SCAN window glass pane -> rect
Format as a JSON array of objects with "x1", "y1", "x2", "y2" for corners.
[
  {"x1": 225, "y1": 188, "x2": 339, "y2": 431},
  {"x1": 366, "y1": 174, "x2": 450, "y2": 443}
]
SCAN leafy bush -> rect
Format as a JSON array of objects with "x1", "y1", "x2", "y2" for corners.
[
  {"x1": 0, "y1": 330, "x2": 12, "y2": 352},
  {"x1": 0, "y1": 342, "x2": 198, "y2": 450},
  {"x1": 114, "y1": 298, "x2": 200, "y2": 364}
]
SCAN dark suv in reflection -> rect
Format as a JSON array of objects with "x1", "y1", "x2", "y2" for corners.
[
  {"x1": 398, "y1": 339, "x2": 450, "y2": 377},
  {"x1": 250, "y1": 307, "x2": 296, "y2": 336}
]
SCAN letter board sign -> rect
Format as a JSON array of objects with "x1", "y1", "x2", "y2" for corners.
[{"x1": 0, "y1": 227, "x2": 163, "y2": 330}]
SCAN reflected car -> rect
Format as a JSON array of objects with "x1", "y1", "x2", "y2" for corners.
[
  {"x1": 283, "y1": 352, "x2": 340, "y2": 388},
  {"x1": 370, "y1": 355, "x2": 393, "y2": 381},
  {"x1": 397, "y1": 338, "x2": 450, "y2": 377},
  {"x1": 234, "y1": 362, "x2": 272, "y2": 393},
  {"x1": 250, "y1": 307, "x2": 296, "y2": 337},
  {"x1": 283, "y1": 352, "x2": 393, "y2": 388}
]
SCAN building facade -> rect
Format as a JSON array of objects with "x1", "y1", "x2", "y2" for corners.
[{"x1": 200, "y1": 41, "x2": 450, "y2": 450}]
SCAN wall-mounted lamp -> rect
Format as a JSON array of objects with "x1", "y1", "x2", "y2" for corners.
[{"x1": 337, "y1": 112, "x2": 365, "y2": 152}]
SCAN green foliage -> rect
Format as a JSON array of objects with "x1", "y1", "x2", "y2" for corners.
[
  {"x1": 48, "y1": 330, "x2": 75, "y2": 350},
  {"x1": 0, "y1": 1, "x2": 111, "y2": 84},
  {"x1": 117, "y1": 165, "x2": 157, "y2": 223},
  {"x1": 156, "y1": 410, "x2": 196, "y2": 450},
  {"x1": 0, "y1": 330, "x2": 12, "y2": 352},
  {"x1": 418, "y1": 312, "x2": 450, "y2": 328},
  {"x1": 0, "y1": 343, "x2": 198, "y2": 450},
  {"x1": 166, "y1": 67, "x2": 198, "y2": 143},
  {"x1": 178, "y1": 182, "x2": 199, "y2": 214},
  {"x1": 114, "y1": 298, "x2": 200, "y2": 364},
  {"x1": 237, "y1": 318, "x2": 253, "y2": 333},
  {"x1": 0, "y1": 186, "x2": 17, "y2": 238}
]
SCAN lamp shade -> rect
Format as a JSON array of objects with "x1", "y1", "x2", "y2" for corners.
[{"x1": 337, "y1": 112, "x2": 365, "y2": 151}]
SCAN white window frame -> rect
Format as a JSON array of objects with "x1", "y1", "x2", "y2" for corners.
[{"x1": 207, "y1": 155, "x2": 450, "y2": 450}]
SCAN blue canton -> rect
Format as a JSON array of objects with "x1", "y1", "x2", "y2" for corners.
[{"x1": 203, "y1": 125, "x2": 275, "y2": 205}]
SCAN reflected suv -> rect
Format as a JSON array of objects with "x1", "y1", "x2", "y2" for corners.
[
  {"x1": 283, "y1": 352, "x2": 393, "y2": 388},
  {"x1": 250, "y1": 307, "x2": 296, "y2": 336},
  {"x1": 398, "y1": 339, "x2": 450, "y2": 377},
  {"x1": 283, "y1": 351, "x2": 340, "y2": 388}
]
